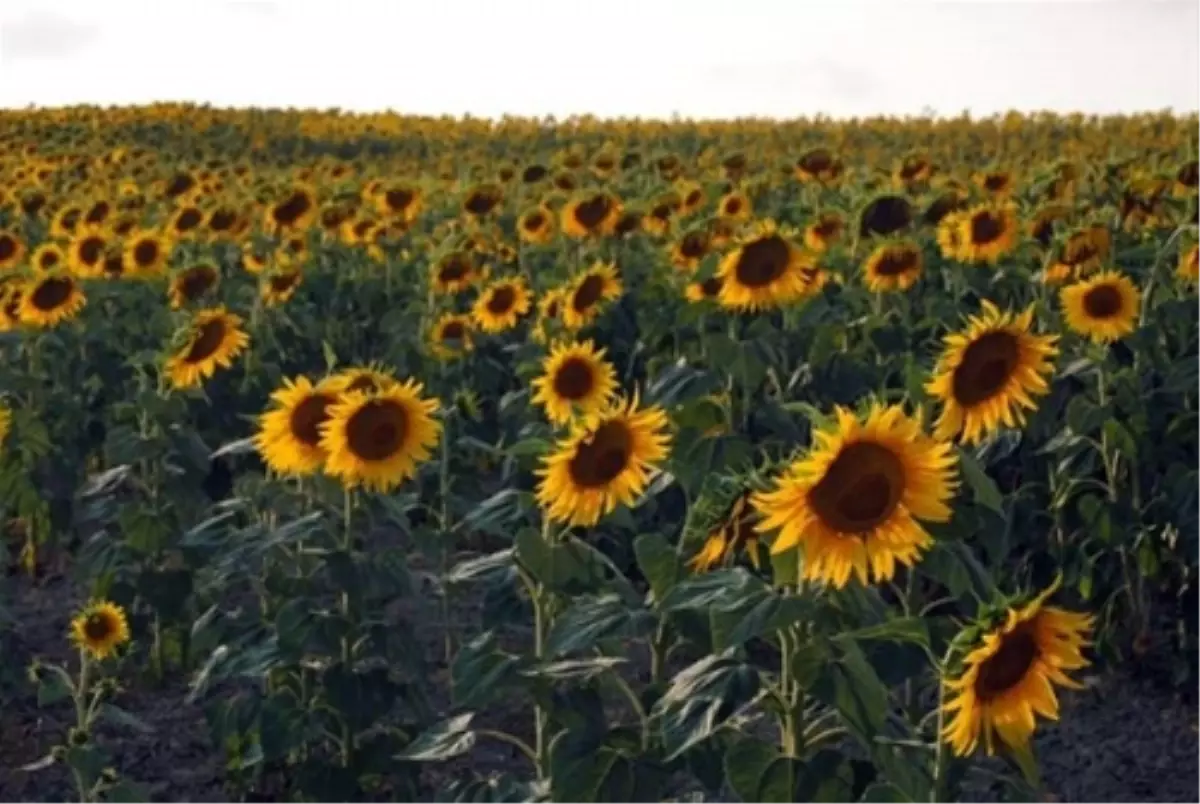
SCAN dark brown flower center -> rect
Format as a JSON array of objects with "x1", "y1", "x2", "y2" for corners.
[
  {"x1": 983, "y1": 173, "x2": 1009, "y2": 192},
  {"x1": 85, "y1": 201, "x2": 111, "y2": 224},
  {"x1": 974, "y1": 623, "x2": 1039, "y2": 699},
  {"x1": 615, "y1": 213, "x2": 641, "y2": 236},
  {"x1": 952, "y1": 331, "x2": 1020, "y2": 407},
  {"x1": 0, "y1": 235, "x2": 16, "y2": 262},
  {"x1": 679, "y1": 232, "x2": 709, "y2": 259},
  {"x1": 385, "y1": 188, "x2": 414, "y2": 212},
  {"x1": 552, "y1": 357, "x2": 595, "y2": 400},
  {"x1": 807, "y1": 441, "x2": 905, "y2": 533},
  {"x1": 567, "y1": 420, "x2": 632, "y2": 488},
  {"x1": 31, "y1": 277, "x2": 74, "y2": 311},
  {"x1": 524, "y1": 211, "x2": 546, "y2": 230},
  {"x1": 1178, "y1": 160, "x2": 1198, "y2": 188},
  {"x1": 209, "y1": 208, "x2": 238, "y2": 231},
  {"x1": 700, "y1": 276, "x2": 723, "y2": 297},
  {"x1": 183, "y1": 319, "x2": 228, "y2": 363},
  {"x1": 441, "y1": 320, "x2": 466, "y2": 341},
  {"x1": 734, "y1": 235, "x2": 791, "y2": 288},
  {"x1": 439, "y1": 255, "x2": 470, "y2": 282},
  {"x1": 799, "y1": 148, "x2": 834, "y2": 173},
  {"x1": 165, "y1": 173, "x2": 195, "y2": 198},
  {"x1": 38, "y1": 249, "x2": 62, "y2": 270},
  {"x1": 178, "y1": 265, "x2": 217, "y2": 300},
  {"x1": 175, "y1": 207, "x2": 203, "y2": 231},
  {"x1": 1083, "y1": 284, "x2": 1124, "y2": 319},
  {"x1": 269, "y1": 272, "x2": 300, "y2": 293},
  {"x1": 874, "y1": 248, "x2": 918, "y2": 277},
  {"x1": 486, "y1": 285, "x2": 516, "y2": 315},
  {"x1": 272, "y1": 191, "x2": 313, "y2": 227},
  {"x1": 83, "y1": 613, "x2": 114, "y2": 642},
  {"x1": 133, "y1": 240, "x2": 160, "y2": 267},
  {"x1": 78, "y1": 237, "x2": 105, "y2": 266},
  {"x1": 464, "y1": 188, "x2": 501, "y2": 216},
  {"x1": 290, "y1": 393, "x2": 334, "y2": 447},
  {"x1": 522, "y1": 164, "x2": 548, "y2": 183},
  {"x1": 572, "y1": 274, "x2": 605, "y2": 312},
  {"x1": 572, "y1": 195, "x2": 613, "y2": 230},
  {"x1": 969, "y1": 211, "x2": 1005, "y2": 245},
  {"x1": 345, "y1": 399, "x2": 408, "y2": 461},
  {"x1": 860, "y1": 195, "x2": 912, "y2": 237},
  {"x1": 724, "y1": 197, "x2": 743, "y2": 215}
]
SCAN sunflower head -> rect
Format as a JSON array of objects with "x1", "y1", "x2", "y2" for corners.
[
  {"x1": 795, "y1": 147, "x2": 843, "y2": 184},
  {"x1": 685, "y1": 471, "x2": 770, "y2": 574},
  {"x1": 431, "y1": 250, "x2": 485, "y2": 295},
  {"x1": 670, "y1": 228, "x2": 712, "y2": 272},
  {"x1": 803, "y1": 212, "x2": 845, "y2": 252},
  {"x1": 430, "y1": 313, "x2": 475, "y2": 360},
  {"x1": 531, "y1": 339, "x2": 619, "y2": 427},
  {"x1": 943, "y1": 202, "x2": 1020, "y2": 265},
  {"x1": 0, "y1": 229, "x2": 27, "y2": 270},
  {"x1": 70, "y1": 601, "x2": 131, "y2": 660},
  {"x1": 266, "y1": 185, "x2": 318, "y2": 233},
  {"x1": 260, "y1": 268, "x2": 303, "y2": 306},
  {"x1": 168, "y1": 262, "x2": 220, "y2": 309},
  {"x1": 462, "y1": 182, "x2": 505, "y2": 218},
  {"x1": 562, "y1": 191, "x2": 622, "y2": 238},
  {"x1": 329, "y1": 365, "x2": 399, "y2": 397},
  {"x1": 124, "y1": 229, "x2": 172, "y2": 278},
  {"x1": 563, "y1": 262, "x2": 622, "y2": 330},
  {"x1": 716, "y1": 219, "x2": 813, "y2": 311},
  {"x1": 19, "y1": 272, "x2": 87, "y2": 328},
  {"x1": 33, "y1": 242, "x2": 67, "y2": 274},
  {"x1": 858, "y1": 194, "x2": 913, "y2": 239},
  {"x1": 254, "y1": 375, "x2": 342, "y2": 477},
  {"x1": 165, "y1": 307, "x2": 250, "y2": 390},
  {"x1": 472, "y1": 276, "x2": 532, "y2": 333},
  {"x1": 518, "y1": 205, "x2": 555, "y2": 245},
  {"x1": 862, "y1": 239, "x2": 923, "y2": 293},
  {"x1": 1060, "y1": 270, "x2": 1141, "y2": 344}
]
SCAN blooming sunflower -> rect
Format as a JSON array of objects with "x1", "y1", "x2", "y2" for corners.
[
  {"x1": 562, "y1": 262, "x2": 622, "y2": 330},
  {"x1": 943, "y1": 203, "x2": 1020, "y2": 264},
  {"x1": 165, "y1": 307, "x2": 250, "y2": 390},
  {"x1": 862, "y1": 239, "x2": 923, "y2": 293},
  {"x1": 0, "y1": 280, "x2": 23, "y2": 332},
  {"x1": 717, "y1": 219, "x2": 811, "y2": 312},
  {"x1": 31, "y1": 242, "x2": 67, "y2": 274},
  {"x1": 976, "y1": 169, "x2": 1015, "y2": 197},
  {"x1": 531, "y1": 340, "x2": 619, "y2": 427},
  {"x1": 795, "y1": 147, "x2": 843, "y2": 184},
  {"x1": 753, "y1": 404, "x2": 957, "y2": 588},
  {"x1": 70, "y1": 600, "x2": 131, "y2": 660},
  {"x1": 533, "y1": 288, "x2": 566, "y2": 344},
  {"x1": 462, "y1": 182, "x2": 505, "y2": 219},
  {"x1": 676, "y1": 181, "x2": 706, "y2": 217},
  {"x1": 67, "y1": 228, "x2": 110, "y2": 278},
  {"x1": 254, "y1": 376, "x2": 342, "y2": 476},
  {"x1": 431, "y1": 251, "x2": 485, "y2": 295},
  {"x1": 518, "y1": 205, "x2": 555, "y2": 245},
  {"x1": 0, "y1": 229, "x2": 26, "y2": 272},
  {"x1": 265, "y1": 185, "x2": 318, "y2": 233},
  {"x1": 430, "y1": 313, "x2": 475, "y2": 360},
  {"x1": 374, "y1": 182, "x2": 423, "y2": 223},
  {"x1": 803, "y1": 212, "x2": 845, "y2": 253},
  {"x1": 927, "y1": 301, "x2": 1059, "y2": 444},
  {"x1": 1060, "y1": 271, "x2": 1141, "y2": 344},
  {"x1": 536, "y1": 393, "x2": 672, "y2": 526},
  {"x1": 717, "y1": 190, "x2": 752, "y2": 222},
  {"x1": 685, "y1": 275, "x2": 724, "y2": 303},
  {"x1": 260, "y1": 269, "x2": 303, "y2": 307},
  {"x1": 18, "y1": 272, "x2": 86, "y2": 328},
  {"x1": 319, "y1": 381, "x2": 442, "y2": 492},
  {"x1": 170, "y1": 205, "x2": 206, "y2": 238},
  {"x1": 562, "y1": 191, "x2": 622, "y2": 238},
  {"x1": 472, "y1": 277, "x2": 532, "y2": 333},
  {"x1": 670, "y1": 228, "x2": 712, "y2": 273},
  {"x1": 943, "y1": 580, "x2": 1093, "y2": 757},
  {"x1": 1043, "y1": 225, "x2": 1111, "y2": 284},
  {"x1": 124, "y1": 229, "x2": 172, "y2": 278},
  {"x1": 168, "y1": 262, "x2": 220, "y2": 309}
]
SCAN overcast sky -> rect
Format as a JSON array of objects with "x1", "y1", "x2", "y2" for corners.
[{"x1": 0, "y1": 0, "x2": 1196, "y2": 118}]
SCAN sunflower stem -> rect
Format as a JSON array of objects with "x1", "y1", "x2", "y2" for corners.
[
  {"x1": 339, "y1": 486, "x2": 355, "y2": 770},
  {"x1": 438, "y1": 402, "x2": 454, "y2": 666}
]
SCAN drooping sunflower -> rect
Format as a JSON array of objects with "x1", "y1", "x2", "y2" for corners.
[
  {"x1": 562, "y1": 262, "x2": 622, "y2": 330},
  {"x1": 943, "y1": 202, "x2": 1020, "y2": 264},
  {"x1": 1174, "y1": 159, "x2": 1198, "y2": 198},
  {"x1": 894, "y1": 152, "x2": 934, "y2": 188},
  {"x1": 536, "y1": 393, "x2": 672, "y2": 526},
  {"x1": 531, "y1": 340, "x2": 619, "y2": 427},
  {"x1": 1027, "y1": 204, "x2": 1072, "y2": 248},
  {"x1": 168, "y1": 262, "x2": 220, "y2": 309},
  {"x1": 18, "y1": 272, "x2": 87, "y2": 328},
  {"x1": 717, "y1": 219, "x2": 812, "y2": 312},
  {"x1": 82, "y1": 198, "x2": 114, "y2": 228},
  {"x1": 430, "y1": 313, "x2": 475, "y2": 360},
  {"x1": 642, "y1": 198, "x2": 676, "y2": 237},
  {"x1": 319, "y1": 380, "x2": 442, "y2": 492},
  {"x1": 0, "y1": 229, "x2": 26, "y2": 272},
  {"x1": 753, "y1": 404, "x2": 958, "y2": 588},
  {"x1": 670, "y1": 228, "x2": 712, "y2": 273},
  {"x1": 858, "y1": 194, "x2": 914, "y2": 239},
  {"x1": 803, "y1": 212, "x2": 845, "y2": 252},
  {"x1": 265, "y1": 184, "x2": 318, "y2": 233},
  {"x1": 517, "y1": 205, "x2": 555, "y2": 245},
  {"x1": 1043, "y1": 224, "x2": 1111, "y2": 284},
  {"x1": 685, "y1": 275, "x2": 724, "y2": 303},
  {"x1": 472, "y1": 276, "x2": 532, "y2": 333},
  {"x1": 431, "y1": 250, "x2": 486, "y2": 295},
  {"x1": 688, "y1": 485, "x2": 763, "y2": 574},
  {"x1": 1060, "y1": 271, "x2": 1141, "y2": 344},
  {"x1": 164, "y1": 307, "x2": 250, "y2": 390},
  {"x1": 562, "y1": 191, "x2": 622, "y2": 238},
  {"x1": 717, "y1": 190, "x2": 753, "y2": 222},
  {"x1": 31, "y1": 242, "x2": 67, "y2": 274},
  {"x1": 124, "y1": 229, "x2": 172, "y2": 278},
  {"x1": 862, "y1": 239, "x2": 923, "y2": 293},
  {"x1": 927, "y1": 301, "x2": 1059, "y2": 445},
  {"x1": 1178, "y1": 244, "x2": 1199, "y2": 283},
  {"x1": 254, "y1": 375, "x2": 343, "y2": 476},
  {"x1": 614, "y1": 208, "x2": 644, "y2": 238},
  {"x1": 260, "y1": 269, "x2": 303, "y2": 307},
  {"x1": 943, "y1": 580, "x2": 1093, "y2": 757},
  {"x1": 70, "y1": 600, "x2": 131, "y2": 660}
]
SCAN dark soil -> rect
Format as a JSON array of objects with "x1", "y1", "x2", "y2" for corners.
[{"x1": 2, "y1": 558, "x2": 1196, "y2": 803}]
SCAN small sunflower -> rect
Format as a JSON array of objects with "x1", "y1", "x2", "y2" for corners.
[
  {"x1": 168, "y1": 262, "x2": 220, "y2": 309},
  {"x1": 533, "y1": 288, "x2": 566, "y2": 344},
  {"x1": 1028, "y1": 204, "x2": 1072, "y2": 248},
  {"x1": 0, "y1": 280, "x2": 24, "y2": 332},
  {"x1": 518, "y1": 205, "x2": 555, "y2": 245},
  {"x1": 66, "y1": 229, "x2": 110, "y2": 278},
  {"x1": 670, "y1": 228, "x2": 712, "y2": 273},
  {"x1": 976, "y1": 169, "x2": 1016, "y2": 197},
  {"x1": 943, "y1": 203, "x2": 1020, "y2": 265},
  {"x1": 531, "y1": 340, "x2": 619, "y2": 427},
  {"x1": 753, "y1": 404, "x2": 958, "y2": 588},
  {"x1": 642, "y1": 199, "x2": 676, "y2": 237},
  {"x1": 319, "y1": 381, "x2": 442, "y2": 492},
  {"x1": 0, "y1": 229, "x2": 26, "y2": 272},
  {"x1": 266, "y1": 185, "x2": 318, "y2": 233},
  {"x1": 50, "y1": 206, "x2": 83, "y2": 239},
  {"x1": 614, "y1": 209, "x2": 644, "y2": 238},
  {"x1": 943, "y1": 580, "x2": 1093, "y2": 757},
  {"x1": 536, "y1": 393, "x2": 672, "y2": 526},
  {"x1": 927, "y1": 301, "x2": 1059, "y2": 445},
  {"x1": 562, "y1": 191, "x2": 622, "y2": 238},
  {"x1": 676, "y1": 181, "x2": 706, "y2": 217},
  {"x1": 685, "y1": 275, "x2": 724, "y2": 303},
  {"x1": 803, "y1": 212, "x2": 845, "y2": 252},
  {"x1": 462, "y1": 182, "x2": 505, "y2": 219},
  {"x1": 124, "y1": 229, "x2": 172, "y2": 278},
  {"x1": 795, "y1": 147, "x2": 843, "y2": 184},
  {"x1": 717, "y1": 219, "x2": 811, "y2": 311},
  {"x1": 894, "y1": 152, "x2": 934, "y2": 187},
  {"x1": 1060, "y1": 271, "x2": 1141, "y2": 344},
  {"x1": 169, "y1": 205, "x2": 206, "y2": 238},
  {"x1": 18, "y1": 272, "x2": 87, "y2": 328},
  {"x1": 562, "y1": 262, "x2": 622, "y2": 330},
  {"x1": 374, "y1": 182, "x2": 423, "y2": 223},
  {"x1": 430, "y1": 313, "x2": 475, "y2": 360},
  {"x1": 165, "y1": 307, "x2": 250, "y2": 390},
  {"x1": 1174, "y1": 159, "x2": 1198, "y2": 198},
  {"x1": 431, "y1": 251, "x2": 485, "y2": 295},
  {"x1": 717, "y1": 190, "x2": 752, "y2": 222},
  {"x1": 472, "y1": 276, "x2": 532, "y2": 333},
  {"x1": 1044, "y1": 225, "x2": 1111, "y2": 284},
  {"x1": 859, "y1": 194, "x2": 914, "y2": 239},
  {"x1": 260, "y1": 269, "x2": 303, "y2": 306},
  {"x1": 70, "y1": 601, "x2": 131, "y2": 660},
  {"x1": 254, "y1": 376, "x2": 343, "y2": 476},
  {"x1": 329, "y1": 365, "x2": 399, "y2": 396},
  {"x1": 862, "y1": 239, "x2": 923, "y2": 293}
]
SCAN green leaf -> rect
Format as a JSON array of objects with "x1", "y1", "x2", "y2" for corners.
[
  {"x1": 543, "y1": 594, "x2": 643, "y2": 657},
  {"x1": 396, "y1": 714, "x2": 477, "y2": 761},
  {"x1": 452, "y1": 632, "x2": 521, "y2": 710},
  {"x1": 104, "y1": 780, "x2": 150, "y2": 802},
  {"x1": 633, "y1": 533, "x2": 682, "y2": 602},
  {"x1": 36, "y1": 670, "x2": 73, "y2": 707},
  {"x1": 522, "y1": 656, "x2": 627, "y2": 681},
  {"x1": 99, "y1": 704, "x2": 155, "y2": 735},
  {"x1": 447, "y1": 549, "x2": 513, "y2": 585},
  {"x1": 652, "y1": 650, "x2": 762, "y2": 759},
  {"x1": 818, "y1": 640, "x2": 889, "y2": 744},
  {"x1": 957, "y1": 447, "x2": 1004, "y2": 514},
  {"x1": 724, "y1": 738, "x2": 791, "y2": 803},
  {"x1": 462, "y1": 490, "x2": 527, "y2": 536},
  {"x1": 836, "y1": 617, "x2": 928, "y2": 648},
  {"x1": 1102, "y1": 418, "x2": 1138, "y2": 463}
]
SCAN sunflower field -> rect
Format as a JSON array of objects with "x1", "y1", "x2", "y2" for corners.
[{"x1": 0, "y1": 105, "x2": 1197, "y2": 802}]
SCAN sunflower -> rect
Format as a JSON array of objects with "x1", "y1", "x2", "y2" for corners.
[
  {"x1": 795, "y1": 147, "x2": 843, "y2": 184},
  {"x1": 943, "y1": 202, "x2": 1020, "y2": 265},
  {"x1": 1060, "y1": 271, "x2": 1141, "y2": 344},
  {"x1": 533, "y1": 288, "x2": 566, "y2": 343},
  {"x1": 124, "y1": 229, "x2": 172, "y2": 278},
  {"x1": 70, "y1": 601, "x2": 131, "y2": 660},
  {"x1": 943, "y1": 580, "x2": 1093, "y2": 757},
  {"x1": 717, "y1": 219, "x2": 811, "y2": 311},
  {"x1": 562, "y1": 191, "x2": 622, "y2": 238},
  {"x1": 205, "y1": 205, "x2": 244, "y2": 238},
  {"x1": 472, "y1": 277, "x2": 532, "y2": 333},
  {"x1": 670, "y1": 228, "x2": 712, "y2": 273},
  {"x1": 260, "y1": 269, "x2": 303, "y2": 306},
  {"x1": 462, "y1": 182, "x2": 505, "y2": 219},
  {"x1": 1028, "y1": 204, "x2": 1072, "y2": 248},
  {"x1": 265, "y1": 185, "x2": 318, "y2": 233},
  {"x1": 164, "y1": 307, "x2": 250, "y2": 390},
  {"x1": 168, "y1": 262, "x2": 220, "y2": 309},
  {"x1": 522, "y1": 163, "x2": 549, "y2": 184},
  {"x1": 66, "y1": 229, "x2": 110, "y2": 278},
  {"x1": 531, "y1": 340, "x2": 619, "y2": 427},
  {"x1": 83, "y1": 198, "x2": 114, "y2": 228},
  {"x1": 1178, "y1": 244, "x2": 1199, "y2": 283},
  {"x1": 922, "y1": 191, "x2": 967, "y2": 228},
  {"x1": 642, "y1": 199, "x2": 676, "y2": 237},
  {"x1": 927, "y1": 301, "x2": 1059, "y2": 445},
  {"x1": 858, "y1": 194, "x2": 913, "y2": 239},
  {"x1": 894, "y1": 152, "x2": 934, "y2": 187},
  {"x1": 430, "y1": 313, "x2": 475, "y2": 359},
  {"x1": 753, "y1": 404, "x2": 957, "y2": 588},
  {"x1": 803, "y1": 212, "x2": 845, "y2": 252},
  {"x1": 688, "y1": 487, "x2": 763, "y2": 573},
  {"x1": 614, "y1": 209, "x2": 643, "y2": 238},
  {"x1": 562, "y1": 262, "x2": 622, "y2": 330},
  {"x1": 170, "y1": 205, "x2": 206, "y2": 238},
  {"x1": 862, "y1": 239, "x2": 923, "y2": 293},
  {"x1": 319, "y1": 380, "x2": 442, "y2": 492},
  {"x1": 254, "y1": 375, "x2": 342, "y2": 476},
  {"x1": 1044, "y1": 224, "x2": 1111, "y2": 283},
  {"x1": 536, "y1": 393, "x2": 672, "y2": 526},
  {"x1": 431, "y1": 251, "x2": 485, "y2": 295},
  {"x1": 31, "y1": 242, "x2": 67, "y2": 274},
  {"x1": 50, "y1": 206, "x2": 83, "y2": 239},
  {"x1": 976, "y1": 169, "x2": 1015, "y2": 197},
  {"x1": 18, "y1": 272, "x2": 86, "y2": 328},
  {"x1": 517, "y1": 205, "x2": 555, "y2": 245},
  {"x1": 0, "y1": 229, "x2": 26, "y2": 272},
  {"x1": 0, "y1": 280, "x2": 24, "y2": 332},
  {"x1": 676, "y1": 181, "x2": 706, "y2": 217},
  {"x1": 685, "y1": 275, "x2": 724, "y2": 303},
  {"x1": 1174, "y1": 159, "x2": 1198, "y2": 198},
  {"x1": 375, "y1": 182, "x2": 423, "y2": 223}
]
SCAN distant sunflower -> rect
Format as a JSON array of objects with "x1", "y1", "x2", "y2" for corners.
[
  {"x1": 670, "y1": 228, "x2": 712, "y2": 273},
  {"x1": 205, "y1": 205, "x2": 243, "y2": 238},
  {"x1": 168, "y1": 263, "x2": 220, "y2": 309},
  {"x1": 1060, "y1": 271, "x2": 1141, "y2": 344},
  {"x1": 1044, "y1": 225, "x2": 1111, "y2": 283},
  {"x1": 0, "y1": 229, "x2": 25, "y2": 272},
  {"x1": 67, "y1": 229, "x2": 109, "y2": 278},
  {"x1": 522, "y1": 163, "x2": 549, "y2": 184},
  {"x1": 717, "y1": 219, "x2": 811, "y2": 311},
  {"x1": 614, "y1": 209, "x2": 643, "y2": 238},
  {"x1": 124, "y1": 229, "x2": 172, "y2": 278},
  {"x1": 19, "y1": 272, "x2": 86, "y2": 328},
  {"x1": 562, "y1": 262, "x2": 622, "y2": 330},
  {"x1": 531, "y1": 340, "x2": 619, "y2": 427},
  {"x1": 319, "y1": 380, "x2": 442, "y2": 492},
  {"x1": 685, "y1": 275, "x2": 724, "y2": 303},
  {"x1": 894, "y1": 152, "x2": 934, "y2": 187},
  {"x1": 431, "y1": 251, "x2": 485, "y2": 295},
  {"x1": 242, "y1": 250, "x2": 269, "y2": 276},
  {"x1": 858, "y1": 194, "x2": 913, "y2": 239},
  {"x1": 1178, "y1": 244, "x2": 1199, "y2": 283},
  {"x1": 976, "y1": 169, "x2": 1015, "y2": 197},
  {"x1": 50, "y1": 206, "x2": 83, "y2": 240},
  {"x1": 70, "y1": 600, "x2": 130, "y2": 660},
  {"x1": 254, "y1": 375, "x2": 342, "y2": 476},
  {"x1": 1028, "y1": 204, "x2": 1072, "y2": 248},
  {"x1": 430, "y1": 313, "x2": 475, "y2": 360},
  {"x1": 0, "y1": 280, "x2": 24, "y2": 332},
  {"x1": 375, "y1": 183, "x2": 423, "y2": 223},
  {"x1": 536, "y1": 393, "x2": 672, "y2": 526},
  {"x1": 943, "y1": 580, "x2": 1093, "y2": 757},
  {"x1": 642, "y1": 199, "x2": 676, "y2": 237},
  {"x1": 562, "y1": 191, "x2": 622, "y2": 238},
  {"x1": 1174, "y1": 159, "x2": 1198, "y2": 198},
  {"x1": 330, "y1": 365, "x2": 398, "y2": 396},
  {"x1": 462, "y1": 182, "x2": 505, "y2": 219},
  {"x1": 862, "y1": 239, "x2": 923, "y2": 292},
  {"x1": 533, "y1": 288, "x2": 566, "y2": 344},
  {"x1": 266, "y1": 185, "x2": 318, "y2": 233},
  {"x1": 803, "y1": 212, "x2": 845, "y2": 252},
  {"x1": 472, "y1": 277, "x2": 532, "y2": 333},
  {"x1": 260, "y1": 269, "x2": 303, "y2": 307},
  {"x1": 170, "y1": 205, "x2": 206, "y2": 238},
  {"x1": 688, "y1": 487, "x2": 763, "y2": 573},
  {"x1": 83, "y1": 199, "x2": 113, "y2": 228},
  {"x1": 795, "y1": 147, "x2": 843, "y2": 184},
  {"x1": 676, "y1": 181, "x2": 706, "y2": 217},
  {"x1": 517, "y1": 205, "x2": 555, "y2": 245},
  {"x1": 946, "y1": 203, "x2": 1020, "y2": 264},
  {"x1": 753, "y1": 404, "x2": 957, "y2": 588},
  {"x1": 927, "y1": 301, "x2": 1059, "y2": 444},
  {"x1": 165, "y1": 307, "x2": 250, "y2": 390},
  {"x1": 32, "y1": 243, "x2": 67, "y2": 274}
]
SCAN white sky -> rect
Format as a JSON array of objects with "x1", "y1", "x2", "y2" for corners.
[{"x1": 0, "y1": 0, "x2": 1197, "y2": 119}]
